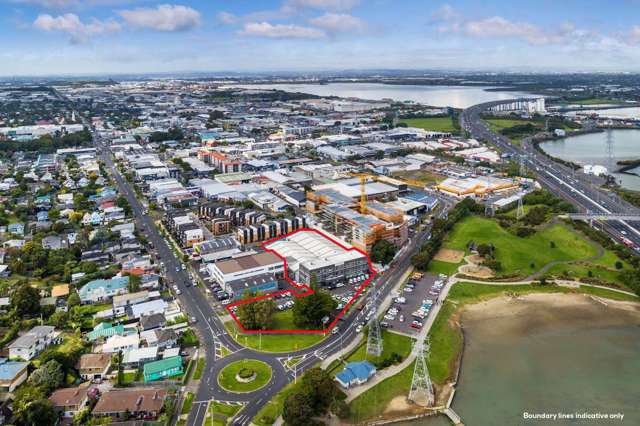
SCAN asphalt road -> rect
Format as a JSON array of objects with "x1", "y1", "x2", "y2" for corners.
[
  {"x1": 91, "y1": 131, "x2": 451, "y2": 426},
  {"x1": 460, "y1": 100, "x2": 640, "y2": 249}
]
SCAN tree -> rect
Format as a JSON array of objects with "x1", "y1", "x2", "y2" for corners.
[
  {"x1": 292, "y1": 276, "x2": 336, "y2": 329},
  {"x1": 49, "y1": 310, "x2": 69, "y2": 329},
  {"x1": 237, "y1": 292, "x2": 275, "y2": 330},
  {"x1": 67, "y1": 290, "x2": 81, "y2": 307},
  {"x1": 23, "y1": 398, "x2": 57, "y2": 426},
  {"x1": 300, "y1": 368, "x2": 340, "y2": 414},
  {"x1": 28, "y1": 359, "x2": 64, "y2": 393},
  {"x1": 12, "y1": 281, "x2": 41, "y2": 317},
  {"x1": 283, "y1": 392, "x2": 315, "y2": 426},
  {"x1": 370, "y1": 239, "x2": 397, "y2": 265}
]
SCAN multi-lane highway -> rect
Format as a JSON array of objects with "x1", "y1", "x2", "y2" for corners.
[{"x1": 461, "y1": 100, "x2": 640, "y2": 249}]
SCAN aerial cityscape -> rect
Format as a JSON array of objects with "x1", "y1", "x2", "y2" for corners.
[{"x1": 0, "y1": 1, "x2": 638, "y2": 426}]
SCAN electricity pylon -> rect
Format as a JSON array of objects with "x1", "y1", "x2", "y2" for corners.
[
  {"x1": 366, "y1": 286, "x2": 383, "y2": 357},
  {"x1": 408, "y1": 336, "x2": 435, "y2": 406}
]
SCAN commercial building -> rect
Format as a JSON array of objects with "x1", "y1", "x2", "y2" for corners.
[
  {"x1": 265, "y1": 230, "x2": 369, "y2": 287},
  {"x1": 207, "y1": 251, "x2": 284, "y2": 287},
  {"x1": 317, "y1": 203, "x2": 408, "y2": 253},
  {"x1": 223, "y1": 273, "x2": 278, "y2": 299},
  {"x1": 435, "y1": 176, "x2": 519, "y2": 198},
  {"x1": 193, "y1": 237, "x2": 241, "y2": 263}
]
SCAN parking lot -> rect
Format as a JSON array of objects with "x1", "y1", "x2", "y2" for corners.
[{"x1": 381, "y1": 271, "x2": 447, "y2": 335}]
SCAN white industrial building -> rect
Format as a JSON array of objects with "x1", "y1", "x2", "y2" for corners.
[{"x1": 265, "y1": 230, "x2": 369, "y2": 287}]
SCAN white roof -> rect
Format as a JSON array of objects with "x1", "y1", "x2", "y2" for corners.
[
  {"x1": 266, "y1": 230, "x2": 365, "y2": 272},
  {"x1": 122, "y1": 346, "x2": 158, "y2": 364}
]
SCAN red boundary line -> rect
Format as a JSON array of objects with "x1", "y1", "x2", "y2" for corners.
[{"x1": 225, "y1": 228, "x2": 377, "y2": 334}]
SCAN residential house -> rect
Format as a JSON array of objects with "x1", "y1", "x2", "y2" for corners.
[
  {"x1": 113, "y1": 291, "x2": 149, "y2": 309},
  {"x1": 0, "y1": 358, "x2": 28, "y2": 392},
  {"x1": 51, "y1": 284, "x2": 70, "y2": 298},
  {"x1": 92, "y1": 388, "x2": 167, "y2": 419},
  {"x1": 142, "y1": 356, "x2": 183, "y2": 382},
  {"x1": 77, "y1": 353, "x2": 112, "y2": 381},
  {"x1": 8, "y1": 326, "x2": 61, "y2": 361},
  {"x1": 49, "y1": 386, "x2": 90, "y2": 417},
  {"x1": 129, "y1": 299, "x2": 168, "y2": 319},
  {"x1": 139, "y1": 313, "x2": 166, "y2": 331},
  {"x1": 122, "y1": 346, "x2": 158, "y2": 367},
  {"x1": 102, "y1": 334, "x2": 140, "y2": 353},
  {"x1": 78, "y1": 276, "x2": 129, "y2": 304}
]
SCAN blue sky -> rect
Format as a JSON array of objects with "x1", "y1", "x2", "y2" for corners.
[{"x1": 1, "y1": 0, "x2": 640, "y2": 76}]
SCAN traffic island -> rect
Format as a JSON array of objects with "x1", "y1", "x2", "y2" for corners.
[{"x1": 218, "y1": 359, "x2": 272, "y2": 393}]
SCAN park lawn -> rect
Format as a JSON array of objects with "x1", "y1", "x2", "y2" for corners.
[
  {"x1": 576, "y1": 285, "x2": 639, "y2": 302},
  {"x1": 400, "y1": 117, "x2": 458, "y2": 133},
  {"x1": 442, "y1": 216, "x2": 598, "y2": 278},
  {"x1": 345, "y1": 330, "x2": 412, "y2": 364},
  {"x1": 224, "y1": 320, "x2": 324, "y2": 353},
  {"x1": 347, "y1": 360, "x2": 415, "y2": 423},
  {"x1": 192, "y1": 358, "x2": 205, "y2": 380},
  {"x1": 545, "y1": 246, "x2": 631, "y2": 287},
  {"x1": 426, "y1": 259, "x2": 460, "y2": 276},
  {"x1": 218, "y1": 359, "x2": 272, "y2": 393}
]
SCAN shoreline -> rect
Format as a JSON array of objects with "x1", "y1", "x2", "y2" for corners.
[
  {"x1": 447, "y1": 292, "x2": 640, "y2": 424},
  {"x1": 360, "y1": 290, "x2": 640, "y2": 426}
]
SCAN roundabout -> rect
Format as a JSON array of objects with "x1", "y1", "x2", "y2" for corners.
[{"x1": 218, "y1": 359, "x2": 273, "y2": 393}]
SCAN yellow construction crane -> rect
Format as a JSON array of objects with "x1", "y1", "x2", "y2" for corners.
[{"x1": 349, "y1": 172, "x2": 371, "y2": 214}]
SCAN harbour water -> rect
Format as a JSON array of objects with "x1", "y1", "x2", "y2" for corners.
[
  {"x1": 450, "y1": 296, "x2": 640, "y2": 425},
  {"x1": 228, "y1": 82, "x2": 535, "y2": 109},
  {"x1": 539, "y1": 129, "x2": 640, "y2": 190}
]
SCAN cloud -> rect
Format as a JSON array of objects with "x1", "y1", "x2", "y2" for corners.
[
  {"x1": 118, "y1": 4, "x2": 200, "y2": 32},
  {"x1": 309, "y1": 13, "x2": 365, "y2": 34},
  {"x1": 217, "y1": 11, "x2": 238, "y2": 25},
  {"x1": 240, "y1": 21, "x2": 326, "y2": 39},
  {"x1": 283, "y1": 0, "x2": 361, "y2": 13},
  {"x1": 33, "y1": 12, "x2": 121, "y2": 43},
  {"x1": 431, "y1": 4, "x2": 457, "y2": 22},
  {"x1": 434, "y1": 6, "x2": 579, "y2": 46},
  {"x1": 624, "y1": 26, "x2": 640, "y2": 45}
]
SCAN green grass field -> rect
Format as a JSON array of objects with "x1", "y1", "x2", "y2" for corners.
[
  {"x1": 400, "y1": 117, "x2": 458, "y2": 133},
  {"x1": 224, "y1": 320, "x2": 325, "y2": 352},
  {"x1": 271, "y1": 310, "x2": 296, "y2": 329},
  {"x1": 348, "y1": 360, "x2": 415, "y2": 422},
  {"x1": 332, "y1": 330, "x2": 412, "y2": 374},
  {"x1": 426, "y1": 259, "x2": 461, "y2": 276},
  {"x1": 181, "y1": 392, "x2": 194, "y2": 415},
  {"x1": 207, "y1": 401, "x2": 243, "y2": 424},
  {"x1": 218, "y1": 359, "x2": 272, "y2": 393},
  {"x1": 192, "y1": 358, "x2": 205, "y2": 380},
  {"x1": 443, "y1": 216, "x2": 598, "y2": 278},
  {"x1": 253, "y1": 380, "x2": 302, "y2": 426}
]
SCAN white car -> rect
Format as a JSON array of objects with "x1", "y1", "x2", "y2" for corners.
[{"x1": 356, "y1": 325, "x2": 363, "y2": 333}]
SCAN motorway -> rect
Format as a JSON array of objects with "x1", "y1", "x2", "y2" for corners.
[
  {"x1": 461, "y1": 100, "x2": 640, "y2": 249},
  {"x1": 90, "y1": 131, "x2": 450, "y2": 425}
]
